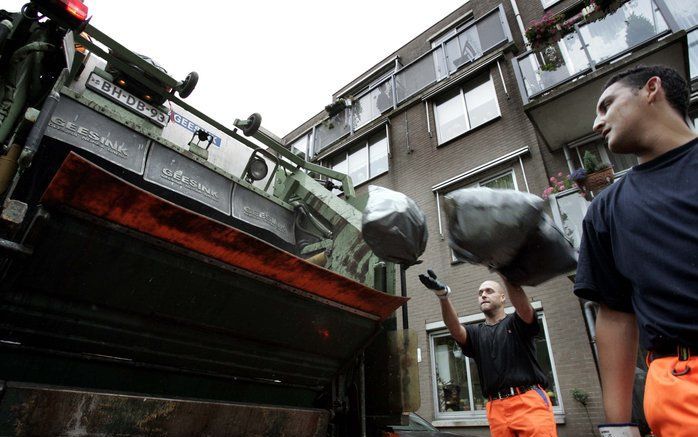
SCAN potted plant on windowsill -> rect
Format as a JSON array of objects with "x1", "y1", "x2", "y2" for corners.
[{"x1": 578, "y1": 151, "x2": 614, "y2": 196}]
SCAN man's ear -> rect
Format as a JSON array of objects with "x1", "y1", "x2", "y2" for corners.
[{"x1": 645, "y1": 76, "x2": 662, "y2": 104}]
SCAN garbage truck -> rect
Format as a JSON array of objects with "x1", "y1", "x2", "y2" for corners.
[{"x1": 0, "y1": 1, "x2": 454, "y2": 435}]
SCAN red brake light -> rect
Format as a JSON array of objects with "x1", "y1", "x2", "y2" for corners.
[
  {"x1": 63, "y1": 0, "x2": 88, "y2": 21},
  {"x1": 33, "y1": 0, "x2": 89, "y2": 29}
]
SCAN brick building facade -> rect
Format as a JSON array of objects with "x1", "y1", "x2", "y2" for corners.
[{"x1": 284, "y1": 1, "x2": 697, "y2": 435}]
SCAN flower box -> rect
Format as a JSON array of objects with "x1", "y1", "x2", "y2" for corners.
[{"x1": 580, "y1": 166, "x2": 614, "y2": 195}]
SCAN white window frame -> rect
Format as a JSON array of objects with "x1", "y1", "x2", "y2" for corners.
[
  {"x1": 569, "y1": 137, "x2": 638, "y2": 174},
  {"x1": 433, "y1": 74, "x2": 501, "y2": 145},
  {"x1": 431, "y1": 147, "x2": 530, "y2": 240},
  {"x1": 327, "y1": 128, "x2": 390, "y2": 189},
  {"x1": 289, "y1": 130, "x2": 313, "y2": 160},
  {"x1": 477, "y1": 169, "x2": 518, "y2": 190},
  {"x1": 541, "y1": 0, "x2": 562, "y2": 9},
  {"x1": 427, "y1": 303, "x2": 565, "y2": 423}
]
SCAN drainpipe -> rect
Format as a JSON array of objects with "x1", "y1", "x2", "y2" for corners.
[
  {"x1": 404, "y1": 111, "x2": 412, "y2": 155},
  {"x1": 562, "y1": 144, "x2": 575, "y2": 174},
  {"x1": 583, "y1": 300, "x2": 599, "y2": 368},
  {"x1": 509, "y1": 0, "x2": 528, "y2": 46}
]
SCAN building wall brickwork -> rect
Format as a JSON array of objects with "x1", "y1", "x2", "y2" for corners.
[{"x1": 279, "y1": 1, "x2": 663, "y2": 435}]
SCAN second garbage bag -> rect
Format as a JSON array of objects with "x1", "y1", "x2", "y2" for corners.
[
  {"x1": 361, "y1": 186, "x2": 428, "y2": 266},
  {"x1": 444, "y1": 187, "x2": 577, "y2": 286}
]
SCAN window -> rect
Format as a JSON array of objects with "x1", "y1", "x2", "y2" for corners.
[
  {"x1": 662, "y1": 0, "x2": 698, "y2": 29},
  {"x1": 434, "y1": 75, "x2": 500, "y2": 144},
  {"x1": 428, "y1": 310, "x2": 563, "y2": 420},
  {"x1": 368, "y1": 132, "x2": 389, "y2": 176},
  {"x1": 289, "y1": 131, "x2": 312, "y2": 160},
  {"x1": 329, "y1": 129, "x2": 389, "y2": 189},
  {"x1": 479, "y1": 171, "x2": 516, "y2": 190},
  {"x1": 663, "y1": 0, "x2": 698, "y2": 79},
  {"x1": 573, "y1": 139, "x2": 637, "y2": 174},
  {"x1": 434, "y1": 90, "x2": 468, "y2": 144},
  {"x1": 348, "y1": 145, "x2": 368, "y2": 185}
]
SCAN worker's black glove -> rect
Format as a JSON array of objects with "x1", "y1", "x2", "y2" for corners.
[
  {"x1": 598, "y1": 424, "x2": 640, "y2": 437},
  {"x1": 418, "y1": 269, "x2": 451, "y2": 300}
]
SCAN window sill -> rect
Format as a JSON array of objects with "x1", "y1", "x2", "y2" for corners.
[
  {"x1": 432, "y1": 413, "x2": 565, "y2": 428},
  {"x1": 432, "y1": 417, "x2": 489, "y2": 428},
  {"x1": 333, "y1": 169, "x2": 389, "y2": 197},
  {"x1": 436, "y1": 115, "x2": 502, "y2": 148},
  {"x1": 542, "y1": 0, "x2": 564, "y2": 10}
]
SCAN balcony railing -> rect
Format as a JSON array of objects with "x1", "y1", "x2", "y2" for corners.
[
  {"x1": 313, "y1": 4, "x2": 511, "y2": 155},
  {"x1": 394, "y1": 6, "x2": 508, "y2": 104},
  {"x1": 313, "y1": 110, "x2": 352, "y2": 153},
  {"x1": 352, "y1": 77, "x2": 394, "y2": 131},
  {"x1": 513, "y1": 0, "x2": 670, "y2": 102}
]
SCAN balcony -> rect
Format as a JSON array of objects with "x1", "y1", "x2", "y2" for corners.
[
  {"x1": 512, "y1": 0, "x2": 691, "y2": 150},
  {"x1": 313, "y1": 5, "x2": 512, "y2": 155}
]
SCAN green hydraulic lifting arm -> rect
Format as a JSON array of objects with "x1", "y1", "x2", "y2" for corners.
[{"x1": 71, "y1": 25, "x2": 356, "y2": 198}]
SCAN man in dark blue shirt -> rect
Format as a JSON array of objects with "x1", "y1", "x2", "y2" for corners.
[
  {"x1": 575, "y1": 65, "x2": 698, "y2": 437},
  {"x1": 420, "y1": 270, "x2": 556, "y2": 437}
]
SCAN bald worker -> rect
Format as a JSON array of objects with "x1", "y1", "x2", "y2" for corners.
[{"x1": 420, "y1": 270, "x2": 557, "y2": 437}]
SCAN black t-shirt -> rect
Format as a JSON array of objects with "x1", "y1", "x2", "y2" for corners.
[
  {"x1": 574, "y1": 139, "x2": 698, "y2": 351},
  {"x1": 459, "y1": 312, "x2": 548, "y2": 397}
]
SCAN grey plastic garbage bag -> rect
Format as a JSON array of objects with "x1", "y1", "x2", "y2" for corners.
[
  {"x1": 361, "y1": 186, "x2": 428, "y2": 266},
  {"x1": 444, "y1": 187, "x2": 544, "y2": 267},
  {"x1": 497, "y1": 214, "x2": 578, "y2": 286}
]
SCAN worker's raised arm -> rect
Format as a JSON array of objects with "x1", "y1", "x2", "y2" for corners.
[
  {"x1": 498, "y1": 274, "x2": 535, "y2": 324},
  {"x1": 419, "y1": 270, "x2": 467, "y2": 345}
]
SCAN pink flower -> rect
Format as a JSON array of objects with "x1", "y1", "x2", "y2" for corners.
[
  {"x1": 541, "y1": 186, "x2": 556, "y2": 199},
  {"x1": 557, "y1": 172, "x2": 563, "y2": 177},
  {"x1": 550, "y1": 177, "x2": 556, "y2": 182}
]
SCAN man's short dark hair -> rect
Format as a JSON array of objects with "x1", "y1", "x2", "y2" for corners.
[{"x1": 604, "y1": 65, "x2": 689, "y2": 118}]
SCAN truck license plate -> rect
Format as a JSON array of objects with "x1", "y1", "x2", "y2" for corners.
[{"x1": 87, "y1": 72, "x2": 169, "y2": 127}]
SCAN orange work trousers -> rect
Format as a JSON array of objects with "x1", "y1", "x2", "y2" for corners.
[
  {"x1": 486, "y1": 386, "x2": 558, "y2": 437},
  {"x1": 644, "y1": 354, "x2": 698, "y2": 437}
]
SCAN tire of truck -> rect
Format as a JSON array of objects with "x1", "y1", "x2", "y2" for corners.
[
  {"x1": 242, "y1": 113, "x2": 262, "y2": 136},
  {"x1": 178, "y1": 71, "x2": 199, "y2": 99}
]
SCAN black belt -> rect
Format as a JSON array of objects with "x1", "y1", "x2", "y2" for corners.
[
  {"x1": 487, "y1": 384, "x2": 539, "y2": 401},
  {"x1": 648, "y1": 345, "x2": 694, "y2": 363}
]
